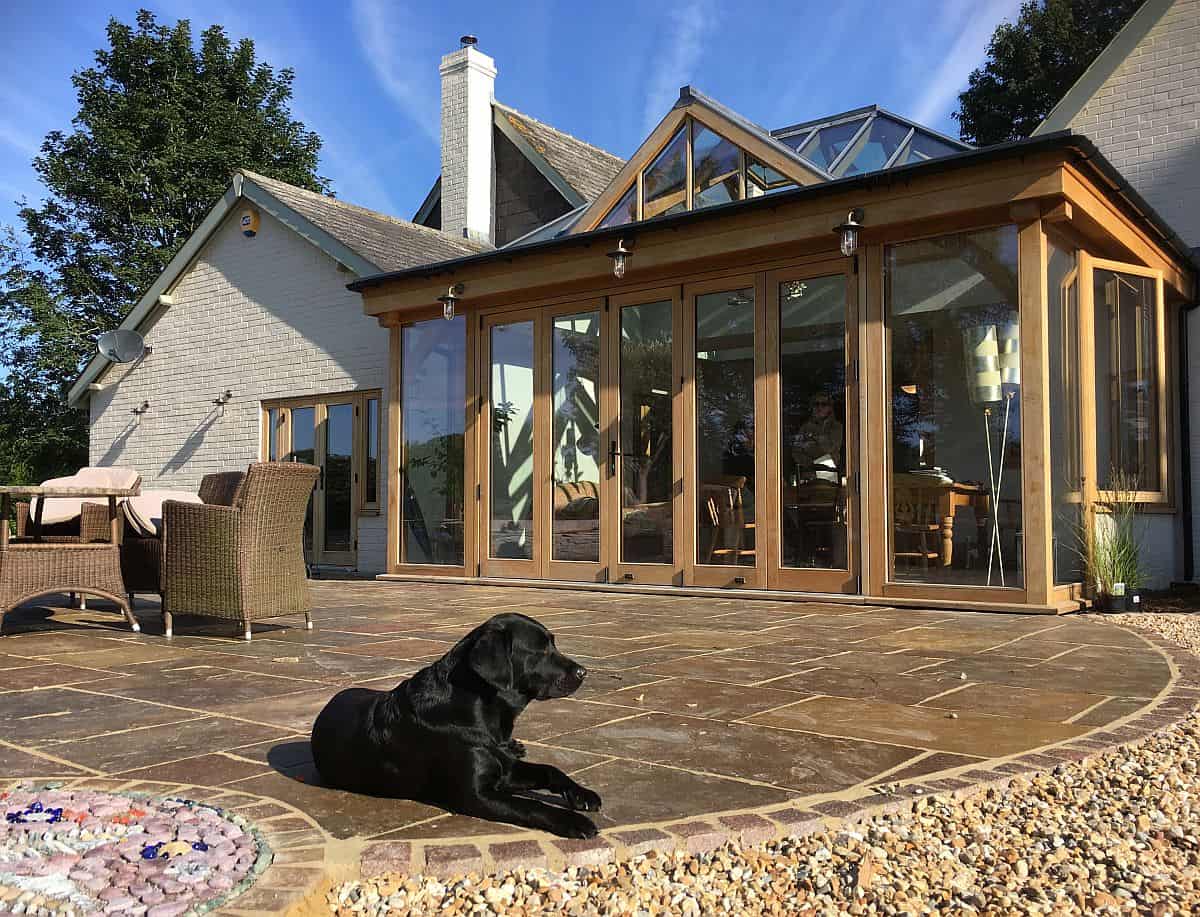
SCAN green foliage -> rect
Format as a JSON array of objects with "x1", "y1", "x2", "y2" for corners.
[
  {"x1": 0, "y1": 9, "x2": 328, "y2": 483},
  {"x1": 954, "y1": 0, "x2": 1146, "y2": 146}
]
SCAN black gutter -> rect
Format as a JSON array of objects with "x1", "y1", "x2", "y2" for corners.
[{"x1": 347, "y1": 131, "x2": 1197, "y2": 293}]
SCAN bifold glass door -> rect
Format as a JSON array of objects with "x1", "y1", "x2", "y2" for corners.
[
  {"x1": 263, "y1": 392, "x2": 378, "y2": 568},
  {"x1": 481, "y1": 306, "x2": 606, "y2": 581}
]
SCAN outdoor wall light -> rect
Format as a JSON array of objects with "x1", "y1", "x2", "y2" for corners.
[
  {"x1": 211, "y1": 390, "x2": 233, "y2": 407},
  {"x1": 438, "y1": 283, "x2": 465, "y2": 321},
  {"x1": 131, "y1": 401, "x2": 150, "y2": 416},
  {"x1": 607, "y1": 238, "x2": 634, "y2": 280},
  {"x1": 835, "y1": 208, "x2": 865, "y2": 257}
]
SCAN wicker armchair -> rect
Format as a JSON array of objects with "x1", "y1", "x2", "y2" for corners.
[
  {"x1": 15, "y1": 502, "x2": 114, "y2": 543},
  {"x1": 161, "y1": 462, "x2": 318, "y2": 640},
  {"x1": 122, "y1": 471, "x2": 247, "y2": 604}
]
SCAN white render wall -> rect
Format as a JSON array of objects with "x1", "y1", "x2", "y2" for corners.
[
  {"x1": 87, "y1": 209, "x2": 389, "y2": 572},
  {"x1": 1066, "y1": 0, "x2": 1200, "y2": 249},
  {"x1": 439, "y1": 45, "x2": 497, "y2": 244}
]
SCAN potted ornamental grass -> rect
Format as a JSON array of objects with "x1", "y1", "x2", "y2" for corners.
[{"x1": 1080, "y1": 467, "x2": 1146, "y2": 613}]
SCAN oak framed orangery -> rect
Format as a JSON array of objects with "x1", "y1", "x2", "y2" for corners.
[{"x1": 351, "y1": 127, "x2": 1194, "y2": 614}]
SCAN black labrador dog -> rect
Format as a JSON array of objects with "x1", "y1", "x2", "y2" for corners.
[{"x1": 311, "y1": 612, "x2": 602, "y2": 838}]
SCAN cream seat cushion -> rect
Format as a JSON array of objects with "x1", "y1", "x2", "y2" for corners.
[
  {"x1": 123, "y1": 491, "x2": 203, "y2": 538},
  {"x1": 31, "y1": 467, "x2": 141, "y2": 525}
]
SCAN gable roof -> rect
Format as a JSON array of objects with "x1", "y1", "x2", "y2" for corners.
[
  {"x1": 243, "y1": 171, "x2": 486, "y2": 271},
  {"x1": 1034, "y1": 0, "x2": 1175, "y2": 135},
  {"x1": 68, "y1": 171, "x2": 486, "y2": 406},
  {"x1": 493, "y1": 103, "x2": 625, "y2": 203}
]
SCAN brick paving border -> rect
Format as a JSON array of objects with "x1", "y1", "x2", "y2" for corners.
[{"x1": 355, "y1": 623, "x2": 1200, "y2": 879}]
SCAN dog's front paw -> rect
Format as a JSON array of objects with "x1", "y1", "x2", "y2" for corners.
[
  {"x1": 502, "y1": 738, "x2": 527, "y2": 758},
  {"x1": 562, "y1": 783, "x2": 602, "y2": 812},
  {"x1": 555, "y1": 812, "x2": 598, "y2": 839}
]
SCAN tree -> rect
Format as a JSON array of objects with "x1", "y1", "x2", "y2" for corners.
[
  {"x1": 0, "y1": 9, "x2": 328, "y2": 482},
  {"x1": 954, "y1": 0, "x2": 1146, "y2": 146}
]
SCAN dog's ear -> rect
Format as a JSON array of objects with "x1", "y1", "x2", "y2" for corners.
[{"x1": 468, "y1": 624, "x2": 513, "y2": 692}]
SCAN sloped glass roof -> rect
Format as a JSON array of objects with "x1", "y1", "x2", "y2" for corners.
[{"x1": 774, "y1": 107, "x2": 970, "y2": 179}]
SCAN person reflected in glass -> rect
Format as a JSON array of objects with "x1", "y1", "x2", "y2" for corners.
[{"x1": 790, "y1": 392, "x2": 843, "y2": 483}]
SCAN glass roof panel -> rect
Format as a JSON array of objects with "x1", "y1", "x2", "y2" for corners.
[
  {"x1": 693, "y1": 123, "x2": 742, "y2": 210},
  {"x1": 746, "y1": 157, "x2": 795, "y2": 197},
  {"x1": 642, "y1": 127, "x2": 687, "y2": 220},
  {"x1": 896, "y1": 131, "x2": 962, "y2": 166},
  {"x1": 598, "y1": 183, "x2": 637, "y2": 230},
  {"x1": 798, "y1": 117, "x2": 866, "y2": 171},
  {"x1": 838, "y1": 115, "x2": 912, "y2": 177}
]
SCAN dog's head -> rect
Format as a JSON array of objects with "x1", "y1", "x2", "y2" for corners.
[{"x1": 467, "y1": 613, "x2": 586, "y2": 701}]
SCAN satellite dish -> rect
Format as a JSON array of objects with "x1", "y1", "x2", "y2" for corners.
[{"x1": 97, "y1": 329, "x2": 147, "y2": 364}]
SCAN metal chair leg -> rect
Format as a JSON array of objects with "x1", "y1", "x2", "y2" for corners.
[{"x1": 305, "y1": 612, "x2": 313, "y2": 631}]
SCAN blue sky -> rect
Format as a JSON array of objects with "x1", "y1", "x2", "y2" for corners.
[{"x1": 0, "y1": 0, "x2": 1024, "y2": 237}]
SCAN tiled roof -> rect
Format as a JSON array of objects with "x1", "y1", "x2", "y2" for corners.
[
  {"x1": 241, "y1": 170, "x2": 488, "y2": 272},
  {"x1": 494, "y1": 103, "x2": 625, "y2": 202}
]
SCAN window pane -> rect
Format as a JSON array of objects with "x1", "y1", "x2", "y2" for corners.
[
  {"x1": 552, "y1": 311, "x2": 601, "y2": 562},
  {"x1": 599, "y1": 184, "x2": 636, "y2": 229},
  {"x1": 365, "y1": 397, "x2": 379, "y2": 507},
  {"x1": 798, "y1": 118, "x2": 866, "y2": 171},
  {"x1": 490, "y1": 320, "x2": 536, "y2": 559},
  {"x1": 400, "y1": 317, "x2": 465, "y2": 565},
  {"x1": 693, "y1": 123, "x2": 741, "y2": 209},
  {"x1": 643, "y1": 127, "x2": 687, "y2": 220},
  {"x1": 1094, "y1": 269, "x2": 1159, "y2": 491},
  {"x1": 886, "y1": 226, "x2": 1023, "y2": 588},
  {"x1": 696, "y1": 287, "x2": 756, "y2": 566},
  {"x1": 323, "y1": 403, "x2": 354, "y2": 553},
  {"x1": 838, "y1": 116, "x2": 911, "y2": 176},
  {"x1": 620, "y1": 301, "x2": 674, "y2": 565},
  {"x1": 1048, "y1": 242, "x2": 1083, "y2": 584},
  {"x1": 746, "y1": 157, "x2": 796, "y2": 197},
  {"x1": 289, "y1": 406, "x2": 315, "y2": 554},
  {"x1": 896, "y1": 132, "x2": 961, "y2": 165},
  {"x1": 781, "y1": 276, "x2": 848, "y2": 569},
  {"x1": 267, "y1": 408, "x2": 280, "y2": 461}
]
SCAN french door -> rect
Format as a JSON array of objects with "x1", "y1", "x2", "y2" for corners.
[
  {"x1": 264, "y1": 393, "x2": 374, "y2": 567},
  {"x1": 480, "y1": 304, "x2": 607, "y2": 581},
  {"x1": 473, "y1": 260, "x2": 859, "y2": 593}
]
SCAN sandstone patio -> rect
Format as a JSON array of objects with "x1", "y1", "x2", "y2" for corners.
[{"x1": 0, "y1": 581, "x2": 1180, "y2": 908}]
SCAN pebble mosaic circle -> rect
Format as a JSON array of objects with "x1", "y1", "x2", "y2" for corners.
[{"x1": 0, "y1": 785, "x2": 270, "y2": 915}]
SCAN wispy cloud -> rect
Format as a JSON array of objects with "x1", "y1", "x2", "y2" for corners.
[
  {"x1": 641, "y1": 0, "x2": 718, "y2": 134},
  {"x1": 350, "y1": 0, "x2": 440, "y2": 144},
  {"x1": 910, "y1": 0, "x2": 1024, "y2": 126},
  {"x1": 0, "y1": 121, "x2": 39, "y2": 157}
]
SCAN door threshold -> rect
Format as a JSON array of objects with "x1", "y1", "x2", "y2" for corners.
[{"x1": 375, "y1": 573, "x2": 1067, "y2": 615}]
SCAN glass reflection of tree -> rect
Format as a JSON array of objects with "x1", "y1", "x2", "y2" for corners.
[
  {"x1": 557, "y1": 328, "x2": 601, "y2": 484},
  {"x1": 618, "y1": 332, "x2": 672, "y2": 505},
  {"x1": 404, "y1": 408, "x2": 465, "y2": 563}
]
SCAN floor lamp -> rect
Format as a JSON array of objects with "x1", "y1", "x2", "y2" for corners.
[{"x1": 964, "y1": 321, "x2": 1020, "y2": 586}]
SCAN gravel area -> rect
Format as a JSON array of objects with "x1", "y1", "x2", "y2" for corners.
[{"x1": 331, "y1": 612, "x2": 1200, "y2": 916}]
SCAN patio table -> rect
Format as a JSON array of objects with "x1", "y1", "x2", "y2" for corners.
[{"x1": 0, "y1": 483, "x2": 141, "y2": 632}]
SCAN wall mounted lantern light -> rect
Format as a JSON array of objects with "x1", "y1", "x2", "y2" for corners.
[
  {"x1": 438, "y1": 283, "x2": 465, "y2": 321},
  {"x1": 834, "y1": 208, "x2": 865, "y2": 257},
  {"x1": 130, "y1": 400, "x2": 150, "y2": 416},
  {"x1": 607, "y1": 238, "x2": 634, "y2": 280},
  {"x1": 212, "y1": 390, "x2": 233, "y2": 408}
]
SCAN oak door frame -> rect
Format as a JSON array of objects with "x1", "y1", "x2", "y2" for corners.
[
  {"x1": 543, "y1": 299, "x2": 609, "y2": 583},
  {"x1": 479, "y1": 308, "x2": 544, "y2": 579},
  {"x1": 606, "y1": 286, "x2": 685, "y2": 586},
  {"x1": 764, "y1": 259, "x2": 860, "y2": 593},
  {"x1": 683, "y1": 273, "x2": 769, "y2": 588},
  {"x1": 261, "y1": 389, "x2": 376, "y2": 568}
]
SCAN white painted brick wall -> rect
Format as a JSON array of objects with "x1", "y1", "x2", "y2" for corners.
[
  {"x1": 1068, "y1": 0, "x2": 1198, "y2": 585},
  {"x1": 87, "y1": 208, "x2": 389, "y2": 572},
  {"x1": 1068, "y1": 0, "x2": 1200, "y2": 248},
  {"x1": 440, "y1": 45, "x2": 496, "y2": 244}
]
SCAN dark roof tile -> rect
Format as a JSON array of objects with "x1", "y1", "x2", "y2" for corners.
[{"x1": 494, "y1": 103, "x2": 625, "y2": 202}]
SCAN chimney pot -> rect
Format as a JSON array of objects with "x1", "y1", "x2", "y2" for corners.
[{"x1": 460, "y1": 34, "x2": 477, "y2": 47}]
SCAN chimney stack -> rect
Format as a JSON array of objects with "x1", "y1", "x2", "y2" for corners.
[{"x1": 439, "y1": 36, "x2": 496, "y2": 245}]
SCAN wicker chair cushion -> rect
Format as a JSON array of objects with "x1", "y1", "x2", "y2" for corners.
[
  {"x1": 32, "y1": 468, "x2": 140, "y2": 524},
  {"x1": 123, "y1": 491, "x2": 202, "y2": 538}
]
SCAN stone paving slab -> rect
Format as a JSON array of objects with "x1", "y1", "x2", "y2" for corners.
[{"x1": 0, "y1": 581, "x2": 1192, "y2": 909}]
